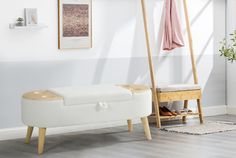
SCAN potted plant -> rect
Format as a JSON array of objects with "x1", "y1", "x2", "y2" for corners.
[
  {"x1": 16, "y1": 17, "x2": 24, "y2": 26},
  {"x1": 219, "y1": 30, "x2": 236, "y2": 62}
]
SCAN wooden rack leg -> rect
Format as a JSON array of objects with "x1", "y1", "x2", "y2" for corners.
[
  {"x1": 155, "y1": 101, "x2": 161, "y2": 128},
  {"x1": 25, "y1": 126, "x2": 34, "y2": 144},
  {"x1": 197, "y1": 99, "x2": 204, "y2": 123},
  {"x1": 141, "y1": 0, "x2": 161, "y2": 129},
  {"x1": 182, "y1": 100, "x2": 189, "y2": 122},
  {"x1": 141, "y1": 117, "x2": 152, "y2": 140},
  {"x1": 38, "y1": 128, "x2": 46, "y2": 155},
  {"x1": 127, "y1": 119, "x2": 133, "y2": 132}
]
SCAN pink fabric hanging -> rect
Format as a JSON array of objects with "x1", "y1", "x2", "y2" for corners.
[{"x1": 163, "y1": 0, "x2": 184, "y2": 51}]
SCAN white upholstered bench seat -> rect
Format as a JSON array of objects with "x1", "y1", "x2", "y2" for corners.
[{"x1": 21, "y1": 84, "x2": 152, "y2": 154}]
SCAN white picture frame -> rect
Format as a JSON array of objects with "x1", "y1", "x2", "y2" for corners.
[
  {"x1": 25, "y1": 8, "x2": 38, "y2": 26},
  {"x1": 58, "y1": 0, "x2": 92, "y2": 49}
]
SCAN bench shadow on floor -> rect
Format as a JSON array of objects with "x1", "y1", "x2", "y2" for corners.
[{"x1": 1, "y1": 115, "x2": 236, "y2": 158}]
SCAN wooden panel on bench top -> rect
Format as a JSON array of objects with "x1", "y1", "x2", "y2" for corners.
[
  {"x1": 155, "y1": 90, "x2": 202, "y2": 102},
  {"x1": 119, "y1": 84, "x2": 150, "y2": 93},
  {"x1": 23, "y1": 85, "x2": 150, "y2": 100},
  {"x1": 23, "y1": 90, "x2": 63, "y2": 101}
]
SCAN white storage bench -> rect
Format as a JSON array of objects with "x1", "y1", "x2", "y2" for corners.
[{"x1": 21, "y1": 85, "x2": 152, "y2": 154}]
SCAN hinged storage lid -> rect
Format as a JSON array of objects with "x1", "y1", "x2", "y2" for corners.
[{"x1": 49, "y1": 85, "x2": 133, "y2": 106}]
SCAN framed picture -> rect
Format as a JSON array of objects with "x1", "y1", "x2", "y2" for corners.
[
  {"x1": 25, "y1": 8, "x2": 38, "y2": 26},
  {"x1": 58, "y1": 0, "x2": 92, "y2": 49}
]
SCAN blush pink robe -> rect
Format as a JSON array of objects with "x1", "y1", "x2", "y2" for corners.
[{"x1": 163, "y1": 0, "x2": 184, "y2": 51}]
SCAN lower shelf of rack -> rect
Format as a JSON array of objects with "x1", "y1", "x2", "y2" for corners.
[{"x1": 148, "y1": 112, "x2": 199, "y2": 122}]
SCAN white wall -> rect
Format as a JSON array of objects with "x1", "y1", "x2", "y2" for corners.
[
  {"x1": 226, "y1": 0, "x2": 236, "y2": 109},
  {"x1": 0, "y1": 0, "x2": 226, "y2": 129},
  {"x1": 0, "y1": 0, "x2": 164, "y2": 61}
]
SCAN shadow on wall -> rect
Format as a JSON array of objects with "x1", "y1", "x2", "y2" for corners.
[
  {"x1": 93, "y1": 0, "x2": 168, "y2": 85},
  {"x1": 201, "y1": 0, "x2": 226, "y2": 106},
  {"x1": 183, "y1": 0, "x2": 213, "y2": 84},
  {"x1": 126, "y1": 0, "x2": 172, "y2": 85},
  {"x1": 184, "y1": 0, "x2": 226, "y2": 106},
  {"x1": 126, "y1": 0, "x2": 157, "y2": 85},
  {"x1": 92, "y1": 0, "x2": 138, "y2": 84},
  {"x1": 184, "y1": 33, "x2": 214, "y2": 83},
  {"x1": 183, "y1": 0, "x2": 212, "y2": 35}
]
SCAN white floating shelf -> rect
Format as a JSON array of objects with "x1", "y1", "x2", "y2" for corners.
[{"x1": 9, "y1": 24, "x2": 47, "y2": 30}]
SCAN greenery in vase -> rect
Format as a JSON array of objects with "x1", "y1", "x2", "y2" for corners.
[
  {"x1": 219, "y1": 30, "x2": 236, "y2": 62},
  {"x1": 17, "y1": 17, "x2": 24, "y2": 22},
  {"x1": 16, "y1": 17, "x2": 24, "y2": 25}
]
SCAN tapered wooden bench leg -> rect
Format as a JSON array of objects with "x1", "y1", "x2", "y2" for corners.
[
  {"x1": 197, "y1": 99, "x2": 204, "y2": 124},
  {"x1": 25, "y1": 126, "x2": 34, "y2": 144},
  {"x1": 141, "y1": 117, "x2": 152, "y2": 140},
  {"x1": 182, "y1": 100, "x2": 189, "y2": 122},
  {"x1": 127, "y1": 119, "x2": 133, "y2": 132},
  {"x1": 38, "y1": 128, "x2": 46, "y2": 155}
]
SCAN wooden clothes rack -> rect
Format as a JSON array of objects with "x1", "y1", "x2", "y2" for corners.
[{"x1": 140, "y1": 0, "x2": 204, "y2": 128}]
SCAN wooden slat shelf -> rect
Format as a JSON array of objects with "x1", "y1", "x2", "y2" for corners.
[
  {"x1": 149, "y1": 112, "x2": 199, "y2": 120},
  {"x1": 153, "y1": 90, "x2": 202, "y2": 102}
]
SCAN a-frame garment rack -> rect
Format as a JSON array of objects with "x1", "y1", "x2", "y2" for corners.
[{"x1": 140, "y1": 0, "x2": 204, "y2": 128}]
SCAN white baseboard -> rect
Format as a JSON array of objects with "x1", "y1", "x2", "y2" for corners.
[
  {"x1": 201, "y1": 105, "x2": 227, "y2": 116},
  {"x1": 0, "y1": 105, "x2": 228, "y2": 141},
  {"x1": 227, "y1": 106, "x2": 236, "y2": 115}
]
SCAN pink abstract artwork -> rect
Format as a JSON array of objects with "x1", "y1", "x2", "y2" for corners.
[{"x1": 63, "y1": 4, "x2": 89, "y2": 37}]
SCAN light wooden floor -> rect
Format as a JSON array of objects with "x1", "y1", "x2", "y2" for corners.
[{"x1": 0, "y1": 115, "x2": 236, "y2": 158}]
